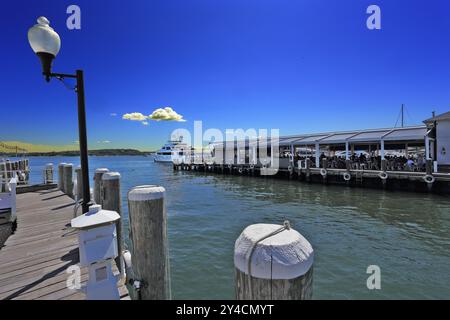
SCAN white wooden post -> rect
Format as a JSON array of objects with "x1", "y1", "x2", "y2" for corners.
[{"x1": 381, "y1": 140, "x2": 385, "y2": 160}]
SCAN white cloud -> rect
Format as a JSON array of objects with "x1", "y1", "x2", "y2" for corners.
[
  {"x1": 110, "y1": 113, "x2": 117, "y2": 117},
  {"x1": 97, "y1": 140, "x2": 111, "y2": 144},
  {"x1": 142, "y1": 121, "x2": 149, "y2": 126},
  {"x1": 149, "y1": 107, "x2": 186, "y2": 122},
  {"x1": 122, "y1": 112, "x2": 148, "y2": 121}
]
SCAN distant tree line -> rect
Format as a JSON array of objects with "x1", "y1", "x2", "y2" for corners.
[{"x1": 0, "y1": 149, "x2": 149, "y2": 157}]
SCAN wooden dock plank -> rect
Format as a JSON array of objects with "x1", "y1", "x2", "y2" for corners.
[{"x1": 0, "y1": 189, "x2": 129, "y2": 300}]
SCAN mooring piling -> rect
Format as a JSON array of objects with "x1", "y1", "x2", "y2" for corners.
[
  {"x1": 63, "y1": 163, "x2": 73, "y2": 198},
  {"x1": 102, "y1": 171, "x2": 123, "y2": 275},
  {"x1": 44, "y1": 163, "x2": 54, "y2": 184},
  {"x1": 234, "y1": 222, "x2": 314, "y2": 300},
  {"x1": 58, "y1": 163, "x2": 66, "y2": 191},
  {"x1": 74, "y1": 165, "x2": 83, "y2": 201},
  {"x1": 128, "y1": 185, "x2": 170, "y2": 300},
  {"x1": 94, "y1": 168, "x2": 109, "y2": 205}
]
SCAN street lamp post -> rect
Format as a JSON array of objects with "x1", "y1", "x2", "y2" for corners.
[{"x1": 28, "y1": 17, "x2": 91, "y2": 213}]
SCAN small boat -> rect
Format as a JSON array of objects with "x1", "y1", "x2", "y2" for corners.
[{"x1": 154, "y1": 138, "x2": 190, "y2": 163}]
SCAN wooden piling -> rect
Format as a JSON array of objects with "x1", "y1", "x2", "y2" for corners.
[
  {"x1": 128, "y1": 185, "x2": 170, "y2": 300},
  {"x1": 305, "y1": 158, "x2": 311, "y2": 182},
  {"x1": 102, "y1": 172, "x2": 123, "y2": 275},
  {"x1": 94, "y1": 168, "x2": 109, "y2": 205},
  {"x1": 381, "y1": 159, "x2": 387, "y2": 172},
  {"x1": 45, "y1": 163, "x2": 54, "y2": 184},
  {"x1": 426, "y1": 160, "x2": 433, "y2": 175},
  {"x1": 63, "y1": 163, "x2": 73, "y2": 198},
  {"x1": 0, "y1": 162, "x2": 5, "y2": 192},
  {"x1": 322, "y1": 158, "x2": 328, "y2": 169},
  {"x1": 5, "y1": 161, "x2": 12, "y2": 179},
  {"x1": 75, "y1": 166, "x2": 83, "y2": 200},
  {"x1": 234, "y1": 223, "x2": 314, "y2": 300},
  {"x1": 58, "y1": 163, "x2": 67, "y2": 191}
]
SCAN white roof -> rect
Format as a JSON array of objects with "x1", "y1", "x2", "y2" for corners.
[{"x1": 214, "y1": 125, "x2": 428, "y2": 148}]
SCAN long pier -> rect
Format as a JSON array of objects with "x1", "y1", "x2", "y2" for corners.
[
  {"x1": 0, "y1": 188, "x2": 129, "y2": 300},
  {"x1": 173, "y1": 162, "x2": 450, "y2": 194}
]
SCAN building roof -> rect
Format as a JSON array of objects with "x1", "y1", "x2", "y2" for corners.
[
  {"x1": 212, "y1": 125, "x2": 429, "y2": 148},
  {"x1": 423, "y1": 111, "x2": 450, "y2": 123}
]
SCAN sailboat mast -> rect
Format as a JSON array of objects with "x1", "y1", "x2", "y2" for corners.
[{"x1": 401, "y1": 104, "x2": 404, "y2": 127}]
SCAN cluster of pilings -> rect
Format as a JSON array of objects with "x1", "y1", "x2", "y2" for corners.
[
  {"x1": 0, "y1": 159, "x2": 30, "y2": 187},
  {"x1": 55, "y1": 162, "x2": 315, "y2": 300},
  {"x1": 173, "y1": 158, "x2": 450, "y2": 194}
]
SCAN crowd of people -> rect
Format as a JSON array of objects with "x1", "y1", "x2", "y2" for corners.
[{"x1": 282, "y1": 151, "x2": 427, "y2": 172}]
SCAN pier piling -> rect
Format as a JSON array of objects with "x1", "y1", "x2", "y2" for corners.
[
  {"x1": 234, "y1": 222, "x2": 314, "y2": 300},
  {"x1": 45, "y1": 163, "x2": 53, "y2": 184},
  {"x1": 102, "y1": 172, "x2": 124, "y2": 275},
  {"x1": 75, "y1": 166, "x2": 83, "y2": 201},
  {"x1": 63, "y1": 163, "x2": 73, "y2": 198},
  {"x1": 128, "y1": 185, "x2": 170, "y2": 300},
  {"x1": 94, "y1": 168, "x2": 109, "y2": 205},
  {"x1": 58, "y1": 163, "x2": 66, "y2": 191}
]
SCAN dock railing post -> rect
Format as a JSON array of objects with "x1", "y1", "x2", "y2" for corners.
[
  {"x1": 63, "y1": 163, "x2": 73, "y2": 198},
  {"x1": 94, "y1": 168, "x2": 109, "y2": 205},
  {"x1": 102, "y1": 172, "x2": 124, "y2": 276},
  {"x1": 128, "y1": 185, "x2": 170, "y2": 300},
  {"x1": 234, "y1": 222, "x2": 314, "y2": 300}
]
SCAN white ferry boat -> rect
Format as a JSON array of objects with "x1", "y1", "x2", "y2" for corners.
[{"x1": 154, "y1": 139, "x2": 190, "y2": 163}]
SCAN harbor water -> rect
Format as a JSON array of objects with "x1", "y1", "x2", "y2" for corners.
[{"x1": 25, "y1": 156, "x2": 450, "y2": 299}]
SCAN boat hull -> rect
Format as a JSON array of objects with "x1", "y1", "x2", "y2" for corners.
[{"x1": 154, "y1": 154, "x2": 173, "y2": 163}]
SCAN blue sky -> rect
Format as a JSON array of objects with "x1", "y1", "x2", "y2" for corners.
[{"x1": 1, "y1": 0, "x2": 450, "y2": 150}]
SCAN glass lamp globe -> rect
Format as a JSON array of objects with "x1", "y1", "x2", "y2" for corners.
[{"x1": 28, "y1": 17, "x2": 61, "y2": 81}]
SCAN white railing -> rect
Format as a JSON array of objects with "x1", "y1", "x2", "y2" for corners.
[{"x1": 0, "y1": 176, "x2": 17, "y2": 224}]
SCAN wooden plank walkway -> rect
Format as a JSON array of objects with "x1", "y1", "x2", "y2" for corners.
[{"x1": 0, "y1": 189, "x2": 130, "y2": 300}]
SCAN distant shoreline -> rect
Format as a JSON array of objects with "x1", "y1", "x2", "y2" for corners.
[{"x1": 0, "y1": 149, "x2": 154, "y2": 157}]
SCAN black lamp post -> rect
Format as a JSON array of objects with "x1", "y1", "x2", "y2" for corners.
[{"x1": 28, "y1": 17, "x2": 91, "y2": 214}]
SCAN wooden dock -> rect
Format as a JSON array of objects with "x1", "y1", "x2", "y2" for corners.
[
  {"x1": 0, "y1": 188, "x2": 129, "y2": 300},
  {"x1": 173, "y1": 163, "x2": 450, "y2": 194}
]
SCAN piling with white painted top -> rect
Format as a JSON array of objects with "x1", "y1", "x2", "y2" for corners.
[
  {"x1": 58, "y1": 163, "x2": 67, "y2": 191},
  {"x1": 63, "y1": 163, "x2": 73, "y2": 198},
  {"x1": 234, "y1": 222, "x2": 314, "y2": 300},
  {"x1": 128, "y1": 185, "x2": 170, "y2": 300},
  {"x1": 45, "y1": 163, "x2": 54, "y2": 184},
  {"x1": 102, "y1": 172, "x2": 123, "y2": 274},
  {"x1": 94, "y1": 168, "x2": 109, "y2": 205}
]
